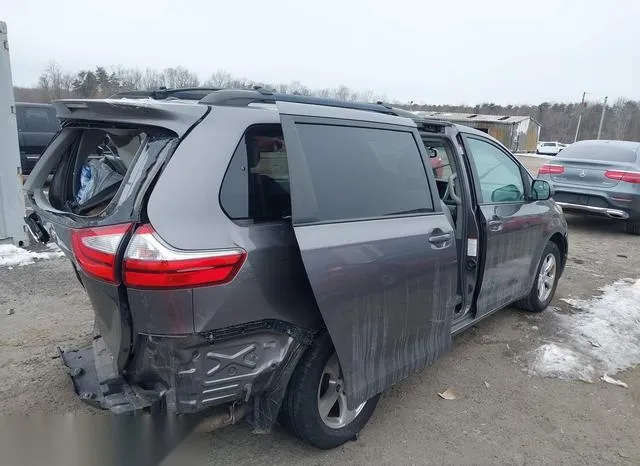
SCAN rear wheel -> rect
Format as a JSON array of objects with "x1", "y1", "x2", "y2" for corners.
[
  {"x1": 280, "y1": 332, "x2": 379, "y2": 449},
  {"x1": 625, "y1": 221, "x2": 640, "y2": 235},
  {"x1": 517, "y1": 241, "x2": 561, "y2": 312}
]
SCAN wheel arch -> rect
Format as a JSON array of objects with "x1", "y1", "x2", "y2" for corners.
[{"x1": 548, "y1": 231, "x2": 568, "y2": 276}]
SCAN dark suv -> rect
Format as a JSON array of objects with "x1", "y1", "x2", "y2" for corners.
[
  {"x1": 15, "y1": 102, "x2": 60, "y2": 175},
  {"x1": 24, "y1": 88, "x2": 568, "y2": 449}
]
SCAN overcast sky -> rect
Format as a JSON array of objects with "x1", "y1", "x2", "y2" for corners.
[{"x1": 3, "y1": 0, "x2": 639, "y2": 105}]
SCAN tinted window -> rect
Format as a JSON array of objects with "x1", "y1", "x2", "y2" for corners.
[
  {"x1": 295, "y1": 124, "x2": 433, "y2": 223},
  {"x1": 542, "y1": 142, "x2": 556, "y2": 147},
  {"x1": 559, "y1": 144, "x2": 638, "y2": 163},
  {"x1": 220, "y1": 125, "x2": 290, "y2": 221},
  {"x1": 466, "y1": 137, "x2": 525, "y2": 203},
  {"x1": 18, "y1": 106, "x2": 59, "y2": 132}
]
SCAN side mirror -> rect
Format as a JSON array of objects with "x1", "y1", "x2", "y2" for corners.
[
  {"x1": 532, "y1": 179, "x2": 553, "y2": 201},
  {"x1": 491, "y1": 184, "x2": 523, "y2": 203}
]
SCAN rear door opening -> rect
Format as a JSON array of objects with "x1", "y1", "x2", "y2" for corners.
[{"x1": 24, "y1": 99, "x2": 207, "y2": 374}]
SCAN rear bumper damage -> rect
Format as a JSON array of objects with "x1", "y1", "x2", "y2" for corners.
[
  {"x1": 60, "y1": 319, "x2": 313, "y2": 431},
  {"x1": 59, "y1": 336, "x2": 159, "y2": 414}
]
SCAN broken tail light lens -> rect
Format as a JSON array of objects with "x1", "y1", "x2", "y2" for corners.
[
  {"x1": 538, "y1": 164, "x2": 565, "y2": 175},
  {"x1": 604, "y1": 170, "x2": 640, "y2": 184},
  {"x1": 123, "y1": 225, "x2": 246, "y2": 289},
  {"x1": 71, "y1": 224, "x2": 132, "y2": 284}
]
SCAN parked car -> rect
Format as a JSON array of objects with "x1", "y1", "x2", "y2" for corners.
[
  {"x1": 15, "y1": 102, "x2": 60, "y2": 175},
  {"x1": 537, "y1": 141, "x2": 565, "y2": 155},
  {"x1": 538, "y1": 139, "x2": 640, "y2": 234},
  {"x1": 24, "y1": 89, "x2": 568, "y2": 450}
]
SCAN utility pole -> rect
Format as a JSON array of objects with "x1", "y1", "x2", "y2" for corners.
[
  {"x1": 0, "y1": 21, "x2": 28, "y2": 247},
  {"x1": 597, "y1": 96, "x2": 608, "y2": 140},
  {"x1": 574, "y1": 91, "x2": 586, "y2": 143}
]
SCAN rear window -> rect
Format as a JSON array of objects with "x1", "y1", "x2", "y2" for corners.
[
  {"x1": 542, "y1": 142, "x2": 556, "y2": 147},
  {"x1": 46, "y1": 126, "x2": 176, "y2": 216},
  {"x1": 294, "y1": 124, "x2": 433, "y2": 223},
  {"x1": 559, "y1": 144, "x2": 639, "y2": 163},
  {"x1": 17, "y1": 105, "x2": 59, "y2": 133}
]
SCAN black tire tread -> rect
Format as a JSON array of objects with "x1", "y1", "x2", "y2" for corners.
[{"x1": 280, "y1": 332, "x2": 379, "y2": 449}]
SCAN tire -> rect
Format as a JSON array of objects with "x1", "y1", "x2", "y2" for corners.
[
  {"x1": 625, "y1": 221, "x2": 640, "y2": 235},
  {"x1": 517, "y1": 241, "x2": 561, "y2": 312},
  {"x1": 280, "y1": 332, "x2": 380, "y2": 449}
]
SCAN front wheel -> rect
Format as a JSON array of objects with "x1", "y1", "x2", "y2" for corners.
[
  {"x1": 517, "y1": 241, "x2": 561, "y2": 312},
  {"x1": 280, "y1": 332, "x2": 379, "y2": 449}
]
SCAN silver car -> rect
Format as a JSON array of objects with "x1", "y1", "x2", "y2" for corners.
[{"x1": 537, "y1": 140, "x2": 640, "y2": 234}]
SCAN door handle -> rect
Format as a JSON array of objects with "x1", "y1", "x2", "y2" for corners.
[
  {"x1": 428, "y1": 232, "x2": 453, "y2": 246},
  {"x1": 488, "y1": 220, "x2": 503, "y2": 232}
]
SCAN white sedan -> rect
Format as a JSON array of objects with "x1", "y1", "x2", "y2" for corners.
[{"x1": 537, "y1": 141, "x2": 567, "y2": 155}]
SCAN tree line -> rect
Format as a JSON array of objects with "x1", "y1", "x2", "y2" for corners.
[
  {"x1": 13, "y1": 61, "x2": 640, "y2": 143},
  {"x1": 410, "y1": 100, "x2": 640, "y2": 143}
]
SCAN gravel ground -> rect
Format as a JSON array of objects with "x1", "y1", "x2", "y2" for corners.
[{"x1": 2, "y1": 155, "x2": 639, "y2": 464}]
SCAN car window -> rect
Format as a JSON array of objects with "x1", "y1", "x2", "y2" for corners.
[
  {"x1": 294, "y1": 124, "x2": 433, "y2": 223},
  {"x1": 17, "y1": 106, "x2": 59, "y2": 133},
  {"x1": 423, "y1": 141, "x2": 453, "y2": 180},
  {"x1": 559, "y1": 144, "x2": 638, "y2": 163},
  {"x1": 220, "y1": 124, "x2": 291, "y2": 221},
  {"x1": 466, "y1": 137, "x2": 525, "y2": 204},
  {"x1": 542, "y1": 142, "x2": 556, "y2": 147}
]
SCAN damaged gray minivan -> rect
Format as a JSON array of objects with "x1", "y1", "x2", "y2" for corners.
[{"x1": 24, "y1": 88, "x2": 568, "y2": 449}]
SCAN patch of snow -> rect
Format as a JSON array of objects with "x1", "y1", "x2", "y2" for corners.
[
  {"x1": 527, "y1": 278, "x2": 640, "y2": 382},
  {"x1": 528, "y1": 343, "x2": 595, "y2": 382},
  {"x1": 560, "y1": 298, "x2": 581, "y2": 307},
  {"x1": 0, "y1": 243, "x2": 65, "y2": 268}
]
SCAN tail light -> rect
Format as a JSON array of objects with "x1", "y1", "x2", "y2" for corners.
[
  {"x1": 71, "y1": 224, "x2": 133, "y2": 283},
  {"x1": 604, "y1": 170, "x2": 640, "y2": 184},
  {"x1": 71, "y1": 223, "x2": 246, "y2": 288},
  {"x1": 538, "y1": 164, "x2": 565, "y2": 175},
  {"x1": 123, "y1": 225, "x2": 246, "y2": 289}
]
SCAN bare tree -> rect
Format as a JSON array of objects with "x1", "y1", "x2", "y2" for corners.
[
  {"x1": 141, "y1": 68, "x2": 164, "y2": 90},
  {"x1": 162, "y1": 67, "x2": 199, "y2": 88},
  {"x1": 334, "y1": 85, "x2": 351, "y2": 101},
  {"x1": 37, "y1": 61, "x2": 65, "y2": 100},
  {"x1": 205, "y1": 69, "x2": 234, "y2": 87},
  {"x1": 113, "y1": 66, "x2": 143, "y2": 91}
]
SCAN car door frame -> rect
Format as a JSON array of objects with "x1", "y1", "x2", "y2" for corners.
[
  {"x1": 459, "y1": 131, "x2": 539, "y2": 317},
  {"x1": 277, "y1": 104, "x2": 459, "y2": 408}
]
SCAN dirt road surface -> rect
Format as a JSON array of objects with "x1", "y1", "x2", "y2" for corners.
[{"x1": 2, "y1": 155, "x2": 639, "y2": 465}]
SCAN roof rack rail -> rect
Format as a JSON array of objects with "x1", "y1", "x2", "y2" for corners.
[
  {"x1": 109, "y1": 87, "x2": 222, "y2": 101},
  {"x1": 389, "y1": 107, "x2": 451, "y2": 133},
  {"x1": 199, "y1": 89, "x2": 397, "y2": 115}
]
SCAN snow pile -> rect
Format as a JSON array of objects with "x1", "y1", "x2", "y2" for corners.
[
  {"x1": 529, "y1": 343, "x2": 595, "y2": 381},
  {"x1": 527, "y1": 278, "x2": 640, "y2": 382},
  {"x1": 0, "y1": 243, "x2": 65, "y2": 267}
]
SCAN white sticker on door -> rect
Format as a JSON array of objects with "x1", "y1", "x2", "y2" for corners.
[{"x1": 467, "y1": 238, "x2": 478, "y2": 257}]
